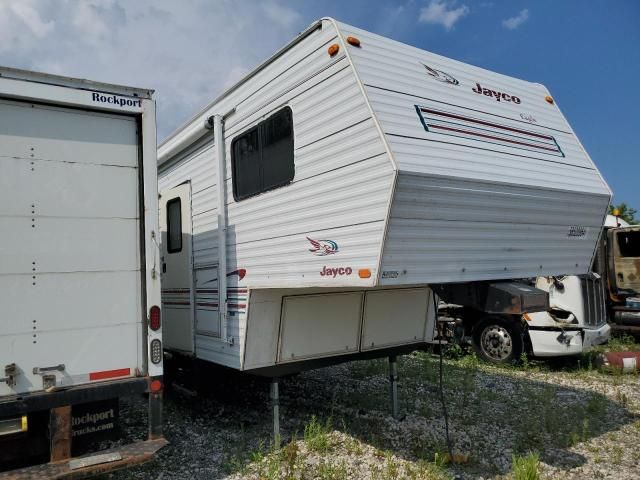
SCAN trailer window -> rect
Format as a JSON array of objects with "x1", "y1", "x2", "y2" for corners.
[
  {"x1": 231, "y1": 107, "x2": 294, "y2": 201},
  {"x1": 617, "y1": 230, "x2": 640, "y2": 257},
  {"x1": 167, "y1": 198, "x2": 182, "y2": 253}
]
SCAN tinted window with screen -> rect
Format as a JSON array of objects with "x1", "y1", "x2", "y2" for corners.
[
  {"x1": 167, "y1": 198, "x2": 182, "y2": 253},
  {"x1": 617, "y1": 230, "x2": 640, "y2": 258},
  {"x1": 232, "y1": 107, "x2": 294, "y2": 201}
]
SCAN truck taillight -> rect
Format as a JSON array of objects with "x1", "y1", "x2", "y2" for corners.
[
  {"x1": 149, "y1": 305, "x2": 161, "y2": 331},
  {"x1": 150, "y1": 339, "x2": 162, "y2": 364}
]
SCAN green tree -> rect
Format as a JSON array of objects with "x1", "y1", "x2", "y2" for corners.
[{"x1": 609, "y1": 202, "x2": 637, "y2": 224}]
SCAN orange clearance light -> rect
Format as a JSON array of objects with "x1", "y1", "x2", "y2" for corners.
[
  {"x1": 346, "y1": 36, "x2": 361, "y2": 47},
  {"x1": 358, "y1": 269, "x2": 371, "y2": 279},
  {"x1": 327, "y1": 43, "x2": 340, "y2": 56},
  {"x1": 523, "y1": 312, "x2": 533, "y2": 322},
  {"x1": 150, "y1": 379, "x2": 163, "y2": 393},
  {"x1": 545, "y1": 95, "x2": 554, "y2": 104}
]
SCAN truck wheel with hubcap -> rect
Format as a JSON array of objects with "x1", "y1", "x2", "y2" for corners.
[{"x1": 473, "y1": 316, "x2": 523, "y2": 364}]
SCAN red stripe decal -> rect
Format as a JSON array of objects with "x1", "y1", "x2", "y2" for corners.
[{"x1": 90, "y1": 368, "x2": 131, "y2": 381}]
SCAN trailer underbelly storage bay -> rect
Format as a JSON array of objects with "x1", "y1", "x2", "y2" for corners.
[
  {"x1": 156, "y1": 16, "x2": 611, "y2": 393},
  {"x1": 0, "y1": 68, "x2": 164, "y2": 477}
]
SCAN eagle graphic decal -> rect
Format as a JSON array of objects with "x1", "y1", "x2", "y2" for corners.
[{"x1": 306, "y1": 237, "x2": 339, "y2": 256}]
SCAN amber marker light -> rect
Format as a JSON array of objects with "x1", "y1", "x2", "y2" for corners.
[
  {"x1": 523, "y1": 312, "x2": 533, "y2": 322},
  {"x1": 346, "y1": 36, "x2": 361, "y2": 47},
  {"x1": 358, "y1": 269, "x2": 371, "y2": 279},
  {"x1": 545, "y1": 95, "x2": 554, "y2": 104},
  {"x1": 327, "y1": 44, "x2": 340, "y2": 56}
]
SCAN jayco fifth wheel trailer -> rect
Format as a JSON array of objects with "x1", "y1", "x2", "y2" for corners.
[
  {"x1": 0, "y1": 67, "x2": 164, "y2": 476},
  {"x1": 157, "y1": 18, "x2": 611, "y2": 379}
]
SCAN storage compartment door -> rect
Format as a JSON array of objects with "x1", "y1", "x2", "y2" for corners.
[
  {"x1": 278, "y1": 292, "x2": 363, "y2": 362},
  {"x1": 160, "y1": 183, "x2": 194, "y2": 353},
  {"x1": 194, "y1": 266, "x2": 220, "y2": 337},
  {"x1": 361, "y1": 288, "x2": 431, "y2": 351}
]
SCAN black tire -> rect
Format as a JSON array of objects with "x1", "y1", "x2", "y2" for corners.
[{"x1": 472, "y1": 316, "x2": 524, "y2": 364}]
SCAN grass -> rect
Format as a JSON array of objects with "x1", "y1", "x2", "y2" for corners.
[
  {"x1": 303, "y1": 415, "x2": 333, "y2": 453},
  {"x1": 316, "y1": 459, "x2": 348, "y2": 479},
  {"x1": 219, "y1": 336, "x2": 637, "y2": 480},
  {"x1": 512, "y1": 452, "x2": 541, "y2": 480}
]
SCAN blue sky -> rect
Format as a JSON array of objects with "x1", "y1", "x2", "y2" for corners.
[{"x1": 0, "y1": 0, "x2": 637, "y2": 206}]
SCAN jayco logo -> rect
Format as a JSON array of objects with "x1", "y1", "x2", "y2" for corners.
[
  {"x1": 422, "y1": 63, "x2": 459, "y2": 86},
  {"x1": 91, "y1": 92, "x2": 142, "y2": 108},
  {"x1": 307, "y1": 237, "x2": 339, "y2": 256},
  {"x1": 320, "y1": 266, "x2": 352, "y2": 277},
  {"x1": 472, "y1": 82, "x2": 521, "y2": 104}
]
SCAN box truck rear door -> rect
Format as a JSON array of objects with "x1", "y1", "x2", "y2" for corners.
[{"x1": 0, "y1": 99, "x2": 142, "y2": 396}]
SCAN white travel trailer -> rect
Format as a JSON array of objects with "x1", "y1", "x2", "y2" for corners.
[
  {"x1": 0, "y1": 67, "x2": 164, "y2": 476},
  {"x1": 157, "y1": 18, "x2": 611, "y2": 381}
]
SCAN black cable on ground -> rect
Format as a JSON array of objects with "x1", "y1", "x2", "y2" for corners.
[{"x1": 433, "y1": 292, "x2": 453, "y2": 460}]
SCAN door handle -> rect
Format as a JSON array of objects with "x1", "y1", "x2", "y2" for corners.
[
  {"x1": 33, "y1": 364, "x2": 65, "y2": 375},
  {"x1": 163, "y1": 263, "x2": 167, "y2": 273},
  {"x1": 1, "y1": 363, "x2": 17, "y2": 387}
]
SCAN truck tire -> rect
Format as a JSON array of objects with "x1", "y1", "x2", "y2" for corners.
[{"x1": 473, "y1": 316, "x2": 523, "y2": 364}]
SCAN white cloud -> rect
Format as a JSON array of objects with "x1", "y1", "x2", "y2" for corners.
[
  {"x1": 261, "y1": 1, "x2": 301, "y2": 29},
  {"x1": 502, "y1": 9, "x2": 529, "y2": 30},
  {"x1": 419, "y1": 0, "x2": 469, "y2": 31},
  {"x1": 0, "y1": 0, "x2": 304, "y2": 140},
  {"x1": 0, "y1": 0, "x2": 54, "y2": 50}
]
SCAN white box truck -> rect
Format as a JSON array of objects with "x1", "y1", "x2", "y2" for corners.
[
  {"x1": 156, "y1": 18, "x2": 611, "y2": 416},
  {"x1": 0, "y1": 67, "x2": 165, "y2": 477}
]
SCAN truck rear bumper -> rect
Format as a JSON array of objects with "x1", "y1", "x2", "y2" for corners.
[
  {"x1": 0, "y1": 378, "x2": 147, "y2": 418},
  {"x1": 0, "y1": 437, "x2": 167, "y2": 480},
  {"x1": 528, "y1": 323, "x2": 610, "y2": 357}
]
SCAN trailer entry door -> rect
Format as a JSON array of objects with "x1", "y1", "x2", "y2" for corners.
[{"x1": 159, "y1": 184, "x2": 194, "y2": 352}]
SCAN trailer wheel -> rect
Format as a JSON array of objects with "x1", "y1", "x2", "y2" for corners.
[{"x1": 473, "y1": 317, "x2": 523, "y2": 364}]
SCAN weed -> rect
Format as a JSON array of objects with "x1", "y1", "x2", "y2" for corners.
[
  {"x1": 610, "y1": 445, "x2": 624, "y2": 465},
  {"x1": 304, "y1": 415, "x2": 333, "y2": 453},
  {"x1": 433, "y1": 451, "x2": 448, "y2": 468},
  {"x1": 512, "y1": 452, "x2": 540, "y2": 480},
  {"x1": 520, "y1": 352, "x2": 530, "y2": 370},
  {"x1": 316, "y1": 460, "x2": 348, "y2": 480},
  {"x1": 444, "y1": 343, "x2": 466, "y2": 360},
  {"x1": 615, "y1": 389, "x2": 629, "y2": 407},
  {"x1": 606, "y1": 333, "x2": 637, "y2": 352},
  {"x1": 280, "y1": 441, "x2": 299, "y2": 478},
  {"x1": 406, "y1": 459, "x2": 452, "y2": 480},
  {"x1": 384, "y1": 451, "x2": 401, "y2": 479}
]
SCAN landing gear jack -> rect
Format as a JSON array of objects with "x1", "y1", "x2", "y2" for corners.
[
  {"x1": 270, "y1": 378, "x2": 281, "y2": 449},
  {"x1": 389, "y1": 355, "x2": 403, "y2": 420}
]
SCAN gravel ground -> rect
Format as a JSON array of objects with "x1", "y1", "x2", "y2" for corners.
[{"x1": 97, "y1": 343, "x2": 640, "y2": 480}]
